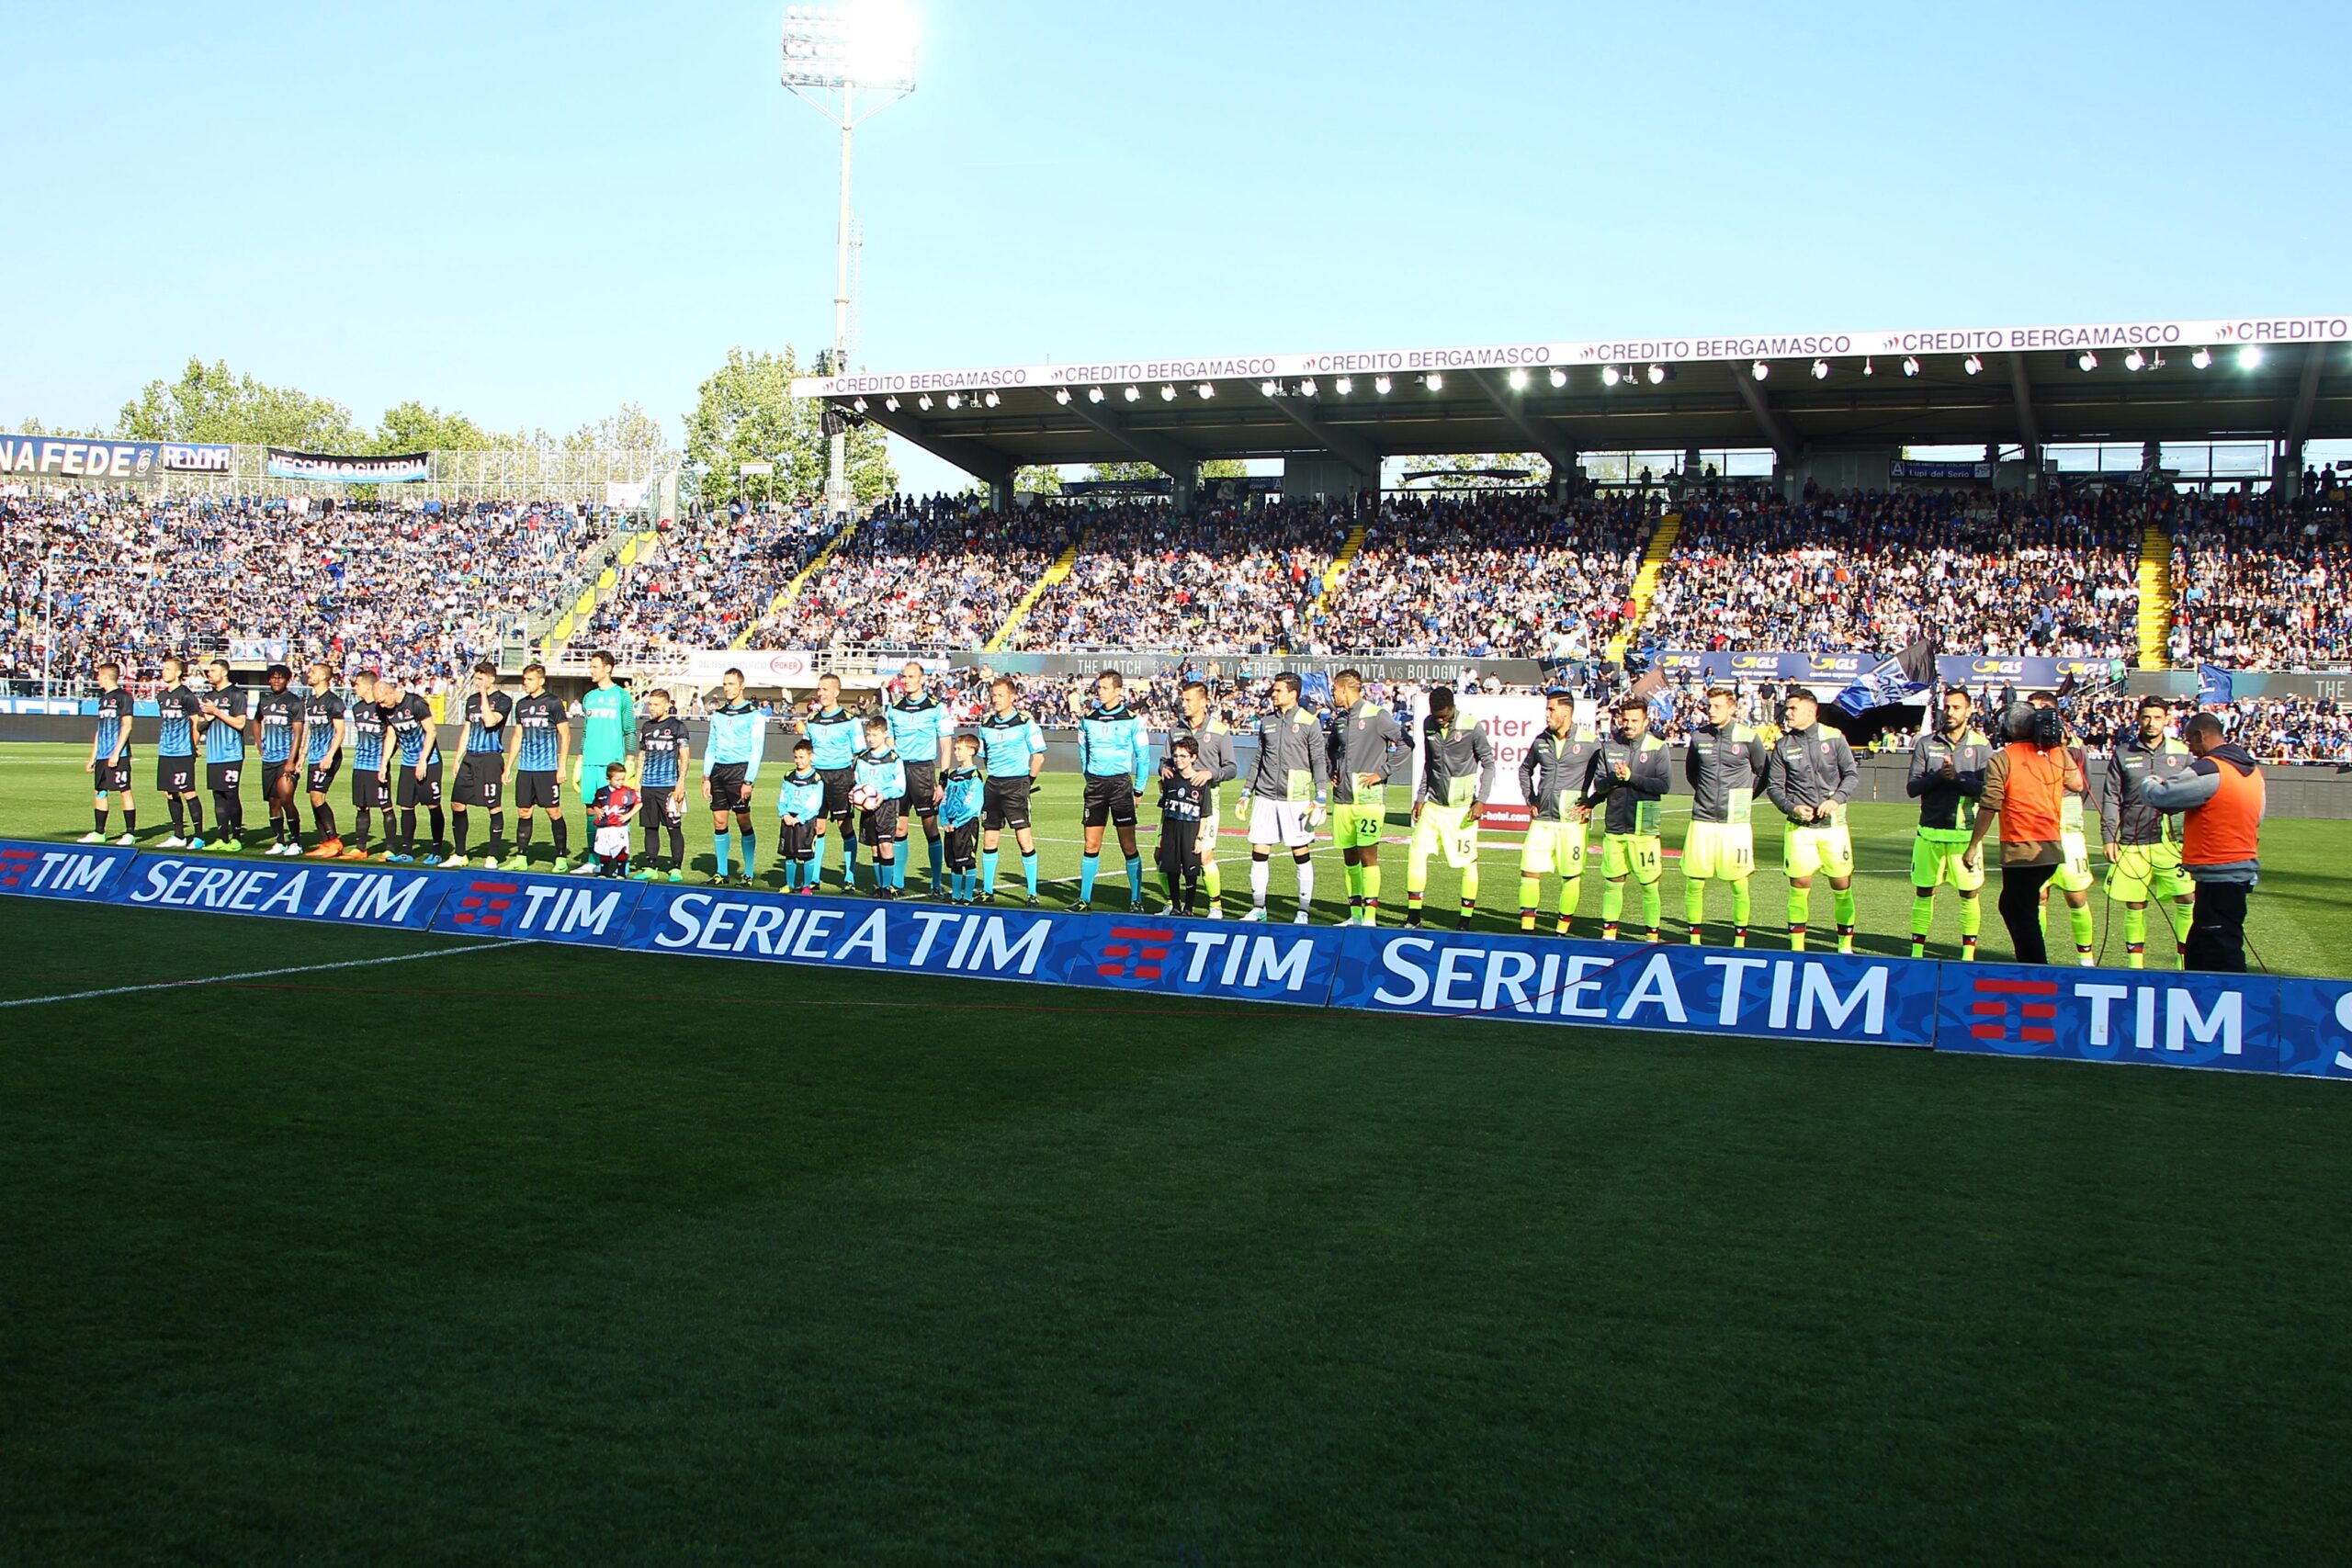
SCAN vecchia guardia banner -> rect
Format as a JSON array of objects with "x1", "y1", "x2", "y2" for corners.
[{"x1": 265, "y1": 447, "x2": 431, "y2": 483}]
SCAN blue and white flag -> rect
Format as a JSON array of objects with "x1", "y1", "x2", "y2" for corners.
[
  {"x1": 2198, "y1": 664, "x2": 2234, "y2": 705},
  {"x1": 1833, "y1": 637, "x2": 1938, "y2": 716}
]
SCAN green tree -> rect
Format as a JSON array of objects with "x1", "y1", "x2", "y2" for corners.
[
  {"x1": 116, "y1": 357, "x2": 361, "y2": 450},
  {"x1": 563, "y1": 400, "x2": 672, "y2": 458},
  {"x1": 369, "y1": 400, "x2": 511, "y2": 454},
  {"x1": 683, "y1": 345, "x2": 894, "y2": 508},
  {"x1": 1088, "y1": 458, "x2": 1248, "y2": 486},
  {"x1": 1012, "y1": 465, "x2": 1065, "y2": 495},
  {"x1": 1201, "y1": 458, "x2": 1247, "y2": 480},
  {"x1": 13, "y1": 416, "x2": 105, "y2": 438},
  {"x1": 1400, "y1": 452, "x2": 1550, "y2": 489}
]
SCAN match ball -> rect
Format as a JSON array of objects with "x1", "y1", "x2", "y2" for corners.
[{"x1": 851, "y1": 785, "x2": 882, "y2": 811}]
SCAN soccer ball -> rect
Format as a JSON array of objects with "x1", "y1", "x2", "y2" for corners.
[{"x1": 851, "y1": 785, "x2": 882, "y2": 811}]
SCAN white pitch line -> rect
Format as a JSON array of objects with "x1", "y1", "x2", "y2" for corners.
[{"x1": 0, "y1": 942, "x2": 504, "y2": 1010}]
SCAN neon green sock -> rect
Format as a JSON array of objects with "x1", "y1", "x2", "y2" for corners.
[
  {"x1": 1640, "y1": 879, "x2": 1661, "y2": 931},
  {"x1": 1361, "y1": 864, "x2": 1379, "y2": 905},
  {"x1": 1407, "y1": 851, "x2": 1430, "y2": 897},
  {"x1": 1832, "y1": 886, "x2": 1857, "y2": 929},
  {"x1": 2123, "y1": 904, "x2": 2148, "y2": 948},
  {"x1": 2165, "y1": 897, "x2": 2192, "y2": 943},
  {"x1": 1787, "y1": 885, "x2": 1810, "y2": 928},
  {"x1": 1684, "y1": 877, "x2": 1708, "y2": 928},
  {"x1": 1910, "y1": 892, "x2": 1935, "y2": 940},
  {"x1": 2070, "y1": 901, "x2": 2094, "y2": 952},
  {"x1": 1521, "y1": 874, "x2": 1542, "y2": 910},
  {"x1": 1558, "y1": 875, "x2": 1580, "y2": 917},
  {"x1": 1601, "y1": 879, "x2": 1624, "y2": 924},
  {"x1": 1345, "y1": 863, "x2": 1364, "y2": 900},
  {"x1": 1959, "y1": 894, "x2": 1981, "y2": 937},
  {"x1": 1459, "y1": 866, "x2": 1480, "y2": 908},
  {"x1": 1202, "y1": 859, "x2": 1221, "y2": 899},
  {"x1": 1730, "y1": 880, "x2": 1751, "y2": 927}
]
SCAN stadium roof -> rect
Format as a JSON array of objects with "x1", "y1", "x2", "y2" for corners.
[{"x1": 791, "y1": 312, "x2": 2352, "y2": 482}]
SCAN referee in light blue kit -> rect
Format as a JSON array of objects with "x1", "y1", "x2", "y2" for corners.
[{"x1": 702, "y1": 667, "x2": 767, "y2": 887}]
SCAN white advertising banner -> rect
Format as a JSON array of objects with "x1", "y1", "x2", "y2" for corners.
[
  {"x1": 681, "y1": 649, "x2": 819, "y2": 694},
  {"x1": 790, "y1": 313, "x2": 2352, "y2": 397},
  {"x1": 1410, "y1": 691, "x2": 1546, "y2": 829}
]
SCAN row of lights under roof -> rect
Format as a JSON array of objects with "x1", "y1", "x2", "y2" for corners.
[{"x1": 849, "y1": 345, "x2": 2270, "y2": 412}]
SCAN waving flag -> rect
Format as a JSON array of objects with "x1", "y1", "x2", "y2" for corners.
[
  {"x1": 1833, "y1": 637, "x2": 1938, "y2": 716},
  {"x1": 2198, "y1": 664, "x2": 2234, "y2": 705}
]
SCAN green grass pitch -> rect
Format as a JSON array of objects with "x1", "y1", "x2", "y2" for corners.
[{"x1": 3, "y1": 739, "x2": 2349, "y2": 1562}]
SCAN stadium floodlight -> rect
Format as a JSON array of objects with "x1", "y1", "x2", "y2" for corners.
[
  {"x1": 1425, "y1": 372, "x2": 1444, "y2": 390},
  {"x1": 1197, "y1": 382, "x2": 1215, "y2": 399},
  {"x1": 2191, "y1": 346, "x2": 2213, "y2": 369},
  {"x1": 884, "y1": 395, "x2": 899, "y2": 411},
  {"x1": 1646, "y1": 364, "x2": 1668, "y2": 385},
  {"x1": 1902, "y1": 355, "x2": 1919, "y2": 377},
  {"x1": 984, "y1": 390, "x2": 1001, "y2": 407},
  {"x1": 1123, "y1": 385, "x2": 1139, "y2": 401},
  {"x1": 1810, "y1": 359, "x2": 1829, "y2": 379},
  {"x1": 1508, "y1": 368, "x2": 1530, "y2": 390},
  {"x1": 2077, "y1": 351, "x2": 2098, "y2": 371},
  {"x1": 1751, "y1": 361, "x2": 1770, "y2": 380},
  {"x1": 2237, "y1": 344, "x2": 2263, "y2": 369},
  {"x1": 1334, "y1": 377, "x2": 1351, "y2": 395},
  {"x1": 917, "y1": 393, "x2": 933, "y2": 410},
  {"x1": 1089, "y1": 386, "x2": 1105, "y2": 403},
  {"x1": 1601, "y1": 365, "x2": 1621, "y2": 387},
  {"x1": 1159, "y1": 384, "x2": 1175, "y2": 400},
  {"x1": 1862, "y1": 357, "x2": 1874, "y2": 376},
  {"x1": 853, "y1": 396, "x2": 867, "y2": 412},
  {"x1": 1054, "y1": 389, "x2": 1069, "y2": 404},
  {"x1": 1374, "y1": 375, "x2": 1393, "y2": 394},
  {"x1": 2125, "y1": 349, "x2": 2146, "y2": 372},
  {"x1": 944, "y1": 391, "x2": 961, "y2": 408},
  {"x1": 1548, "y1": 368, "x2": 1567, "y2": 389},
  {"x1": 781, "y1": 0, "x2": 921, "y2": 520},
  {"x1": 1299, "y1": 378, "x2": 1317, "y2": 397},
  {"x1": 1962, "y1": 354, "x2": 1983, "y2": 375},
  {"x1": 1260, "y1": 378, "x2": 1279, "y2": 396}
]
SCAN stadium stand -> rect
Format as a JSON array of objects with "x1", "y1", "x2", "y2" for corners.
[
  {"x1": 2165, "y1": 483, "x2": 2352, "y2": 670},
  {"x1": 578, "y1": 504, "x2": 834, "y2": 660},
  {"x1": 781, "y1": 493, "x2": 1072, "y2": 649}
]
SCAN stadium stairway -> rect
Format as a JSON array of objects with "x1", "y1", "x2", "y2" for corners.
[
  {"x1": 2137, "y1": 517, "x2": 2176, "y2": 670},
  {"x1": 547, "y1": 526, "x2": 660, "y2": 649},
  {"x1": 1307, "y1": 520, "x2": 1370, "y2": 625},
  {"x1": 1604, "y1": 511, "x2": 1682, "y2": 661},
  {"x1": 732, "y1": 515, "x2": 861, "y2": 650},
  {"x1": 984, "y1": 533, "x2": 1084, "y2": 652}
]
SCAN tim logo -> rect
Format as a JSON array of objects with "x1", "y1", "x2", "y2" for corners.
[
  {"x1": 1970, "y1": 976, "x2": 2057, "y2": 1043},
  {"x1": 451, "y1": 878, "x2": 520, "y2": 930},
  {"x1": 0, "y1": 848, "x2": 36, "y2": 889},
  {"x1": 1097, "y1": 926, "x2": 1174, "y2": 981}
]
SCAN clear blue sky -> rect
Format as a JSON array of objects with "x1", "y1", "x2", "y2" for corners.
[{"x1": 6, "y1": 0, "x2": 2346, "y2": 492}]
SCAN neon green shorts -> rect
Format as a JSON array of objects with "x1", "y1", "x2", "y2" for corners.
[
  {"x1": 2052, "y1": 830, "x2": 2094, "y2": 895},
  {"x1": 1520, "y1": 818, "x2": 1589, "y2": 878},
  {"x1": 1682, "y1": 820, "x2": 1754, "y2": 881},
  {"x1": 1411, "y1": 801, "x2": 1479, "y2": 870},
  {"x1": 1602, "y1": 832, "x2": 1663, "y2": 884},
  {"x1": 1911, "y1": 833, "x2": 1984, "y2": 893},
  {"x1": 2105, "y1": 841, "x2": 2191, "y2": 904},
  {"x1": 1330, "y1": 802, "x2": 1387, "y2": 851},
  {"x1": 1782, "y1": 821, "x2": 1854, "y2": 879}
]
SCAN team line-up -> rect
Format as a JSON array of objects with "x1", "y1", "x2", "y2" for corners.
[{"x1": 68, "y1": 652, "x2": 2203, "y2": 967}]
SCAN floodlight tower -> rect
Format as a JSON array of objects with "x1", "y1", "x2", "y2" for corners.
[{"x1": 781, "y1": 1, "x2": 917, "y2": 519}]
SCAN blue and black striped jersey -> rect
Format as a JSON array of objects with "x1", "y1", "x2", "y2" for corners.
[
  {"x1": 92, "y1": 688, "x2": 134, "y2": 760},
  {"x1": 255, "y1": 690, "x2": 300, "y2": 764},
  {"x1": 303, "y1": 692, "x2": 346, "y2": 763},
  {"x1": 349, "y1": 701, "x2": 388, "y2": 772},
  {"x1": 511, "y1": 692, "x2": 567, "y2": 772},
  {"x1": 386, "y1": 693, "x2": 439, "y2": 767},
  {"x1": 639, "y1": 716, "x2": 689, "y2": 788},
  {"x1": 460, "y1": 689, "x2": 513, "y2": 754},
  {"x1": 155, "y1": 684, "x2": 199, "y2": 757},
  {"x1": 200, "y1": 687, "x2": 247, "y2": 762}
]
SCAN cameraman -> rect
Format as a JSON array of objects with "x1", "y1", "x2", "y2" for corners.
[
  {"x1": 1962, "y1": 702, "x2": 2086, "y2": 964},
  {"x1": 2139, "y1": 712, "x2": 2266, "y2": 972}
]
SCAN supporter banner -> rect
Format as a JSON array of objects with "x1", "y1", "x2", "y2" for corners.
[
  {"x1": 1655, "y1": 652, "x2": 2117, "y2": 690},
  {"x1": 427, "y1": 868, "x2": 645, "y2": 945},
  {"x1": 0, "y1": 840, "x2": 139, "y2": 902},
  {"x1": 1934, "y1": 963, "x2": 2281, "y2": 1075},
  {"x1": 793, "y1": 314, "x2": 2352, "y2": 397},
  {"x1": 681, "y1": 649, "x2": 819, "y2": 692},
  {"x1": 1893, "y1": 459, "x2": 1993, "y2": 480},
  {"x1": 112, "y1": 853, "x2": 448, "y2": 930},
  {"x1": 0, "y1": 434, "x2": 233, "y2": 479},
  {"x1": 957, "y1": 651, "x2": 1554, "y2": 685},
  {"x1": 265, "y1": 447, "x2": 431, "y2": 483},
  {"x1": 227, "y1": 637, "x2": 290, "y2": 665},
  {"x1": 1329, "y1": 932, "x2": 1939, "y2": 1046},
  {"x1": 2132, "y1": 670, "x2": 2352, "y2": 703}
]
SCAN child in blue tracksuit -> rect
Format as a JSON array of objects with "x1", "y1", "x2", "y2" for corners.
[
  {"x1": 940, "y1": 735, "x2": 986, "y2": 904},
  {"x1": 775, "y1": 739, "x2": 825, "y2": 892},
  {"x1": 853, "y1": 716, "x2": 909, "y2": 897}
]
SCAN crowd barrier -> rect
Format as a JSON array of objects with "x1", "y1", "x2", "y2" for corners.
[{"x1": 1, "y1": 838, "x2": 2344, "y2": 1084}]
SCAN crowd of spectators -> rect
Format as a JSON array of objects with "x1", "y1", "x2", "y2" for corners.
[
  {"x1": 1318, "y1": 491, "x2": 1648, "y2": 659},
  {"x1": 2, "y1": 487, "x2": 617, "y2": 688},
  {"x1": 1638, "y1": 485, "x2": 2143, "y2": 660},
  {"x1": 2167, "y1": 481, "x2": 2352, "y2": 669},
  {"x1": 786, "y1": 493, "x2": 1072, "y2": 649},
  {"x1": 579, "y1": 503, "x2": 833, "y2": 661}
]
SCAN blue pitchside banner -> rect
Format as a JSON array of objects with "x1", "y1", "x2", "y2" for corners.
[
  {"x1": 112, "y1": 853, "x2": 447, "y2": 931},
  {"x1": 1327, "y1": 931, "x2": 1939, "y2": 1046},
  {"x1": 0, "y1": 836, "x2": 2340, "y2": 1084}
]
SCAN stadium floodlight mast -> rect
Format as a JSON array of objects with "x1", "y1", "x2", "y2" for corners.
[{"x1": 781, "y1": 0, "x2": 918, "y2": 519}]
